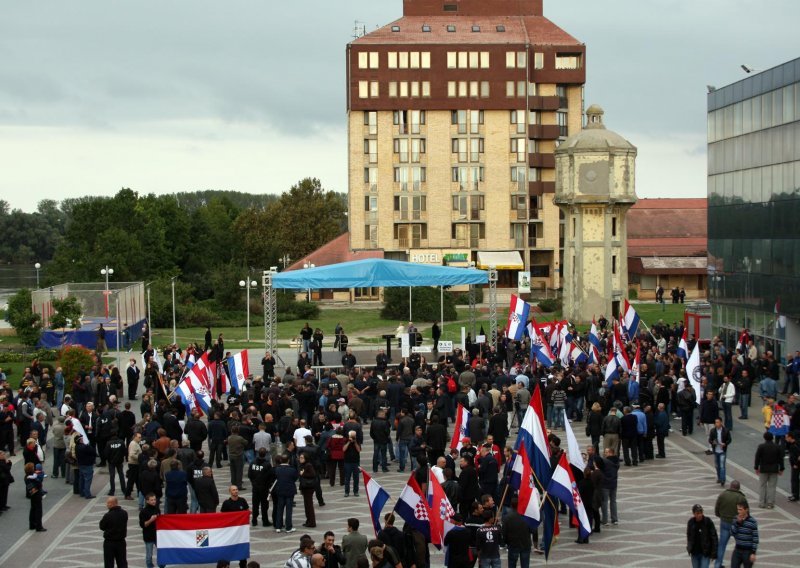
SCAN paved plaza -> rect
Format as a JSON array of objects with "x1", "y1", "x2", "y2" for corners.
[{"x1": 1, "y1": 407, "x2": 799, "y2": 567}]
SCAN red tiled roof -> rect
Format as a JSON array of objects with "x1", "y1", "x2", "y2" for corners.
[
  {"x1": 352, "y1": 16, "x2": 582, "y2": 46},
  {"x1": 628, "y1": 198, "x2": 707, "y2": 242},
  {"x1": 285, "y1": 233, "x2": 383, "y2": 272}
]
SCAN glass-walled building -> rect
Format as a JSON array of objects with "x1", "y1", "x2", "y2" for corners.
[{"x1": 707, "y1": 57, "x2": 800, "y2": 362}]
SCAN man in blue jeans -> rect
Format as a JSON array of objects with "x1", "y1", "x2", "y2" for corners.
[
  {"x1": 75, "y1": 436, "x2": 96, "y2": 499},
  {"x1": 709, "y1": 418, "x2": 732, "y2": 486},
  {"x1": 396, "y1": 409, "x2": 415, "y2": 473},
  {"x1": 476, "y1": 511, "x2": 502, "y2": 568},
  {"x1": 713, "y1": 480, "x2": 748, "y2": 568},
  {"x1": 343, "y1": 431, "x2": 361, "y2": 497}
]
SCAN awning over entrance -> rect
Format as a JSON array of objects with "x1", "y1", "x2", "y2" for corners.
[{"x1": 477, "y1": 251, "x2": 524, "y2": 270}]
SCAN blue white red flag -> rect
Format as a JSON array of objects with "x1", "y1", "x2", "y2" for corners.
[
  {"x1": 621, "y1": 299, "x2": 641, "y2": 339},
  {"x1": 529, "y1": 319, "x2": 556, "y2": 368},
  {"x1": 588, "y1": 320, "x2": 602, "y2": 364},
  {"x1": 614, "y1": 323, "x2": 631, "y2": 372},
  {"x1": 184, "y1": 350, "x2": 196, "y2": 370},
  {"x1": 427, "y1": 467, "x2": 456, "y2": 547},
  {"x1": 157, "y1": 511, "x2": 250, "y2": 565},
  {"x1": 361, "y1": 468, "x2": 391, "y2": 537},
  {"x1": 677, "y1": 328, "x2": 688, "y2": 361},
  {"x1": 546, "y1": 453, "x2": 592, "y2": 540},
  {"x1": 450, "y1": 403, "x2": 470, "y2": 451},
  {"x1": 393, "y1": 474, "x2": 431, "y2": 542},
  {"x1": 226, "y1": 350, "x2": 249, "y2": 395},
  {"x1": 569, "y1": 342, "x2": 588, "y2": 365},
  {"x1": 505, "y1": 295, "x2": 531, "y2": 341},
  {"x1": 514, "y1": 444, "x2": 541, "y2": 528},
  {"x1": 628, "y1": 341, "x2": 641, "y2": 402}
]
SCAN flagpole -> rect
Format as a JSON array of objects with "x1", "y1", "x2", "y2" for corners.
[{"x1": 637, "y1": 319, "x2": 659, "y2": 344}]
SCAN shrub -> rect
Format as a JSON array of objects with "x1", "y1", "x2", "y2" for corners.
[
  {"x1": 538, "y1": 298, "x2": 562, "y2": 313},
  {"x1": 451, "y1": 287, "x2": 484, "y2": 305},
  {"x1": 49, "y1": 296, "x2": 83, "y2": 330},
  {"x1": 276, "y1": 291, "x2": 320, "y2": 322},
  {"x1": 57, "y1": 345, "x2": 95, "y2": 389},
  {"x1": 381, "y1": 286, "x2": 458, "y2": 322},
  {"x1": 0, "y1": 348, "x2": 60, "y2": 363},
  {"x1": 628, "y1": 288, "x2": 639, "y2": 300},
  {"x1": 5, "y1": 288, "x2": 42, "y2": 347}
]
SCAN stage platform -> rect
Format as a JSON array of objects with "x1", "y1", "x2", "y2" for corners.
[{"x1": 38, "y1": 316, "x2": 146, "y2": 350}]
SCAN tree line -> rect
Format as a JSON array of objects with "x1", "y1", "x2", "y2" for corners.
[{"x1": 2, "y1": 179, "x2": 346, "y2": 330}]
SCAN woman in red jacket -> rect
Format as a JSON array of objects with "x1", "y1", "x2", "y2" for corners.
[{"x1": 326, "y1": 428, "x2": 345, "y2": 487}]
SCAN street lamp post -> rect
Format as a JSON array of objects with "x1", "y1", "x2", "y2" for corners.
[
  {"x1": 34, "y1": 262, "x2": 41, "y2": 288},
  {"x1": 100, "y1": 266, "x2": 114, "y2": 319},
  {"x1": 303, "y1": 262, "x2": 315, "y2": 302},
  {"x1": 239, "y1": 277, "x2": 258, "y2": 343}
]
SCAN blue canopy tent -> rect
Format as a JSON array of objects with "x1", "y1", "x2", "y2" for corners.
[
  {"x1": 271, "y1": 258, "x2": 488, "y2": 289},
  {"x1": 262, "y1": 258, "x2": 493, "y2": 355}
]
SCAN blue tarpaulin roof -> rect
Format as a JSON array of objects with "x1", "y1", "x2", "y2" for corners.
[{"x1": 272, "y1": 258, "x2": 488, "y2": 289}]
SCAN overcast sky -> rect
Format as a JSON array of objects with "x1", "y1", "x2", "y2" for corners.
[{"x1": 1, "y1": 0, "x2": 798, "y2": 212}]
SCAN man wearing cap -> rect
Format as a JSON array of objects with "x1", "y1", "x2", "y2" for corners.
[{"x1": 686, "y1": 504, "x2": 718, "y2": 567}]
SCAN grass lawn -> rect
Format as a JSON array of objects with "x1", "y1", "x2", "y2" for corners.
[{"x1": 631, "y1": 302, "x2": 687, "y2": 330}]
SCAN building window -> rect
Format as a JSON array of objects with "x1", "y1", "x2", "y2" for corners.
[
  {"x1": 369, "y1": 52, "x2": 379, "y2": 69},
  {"x1": 506, "y1": 51, "x2": 527, "y2": 68},
  {"x1": 458, "y1": 81, "x2": 467, "y2": 97},
  {"x1": 363, "y1": 111, "x2": 377, "y2": 134},
  {"x1": 447, "y1": 52, "x2": 457, "y2": 69},
  {"x1": 364, "y1": 139, "x2": 377, "y2": 163},
  {"x1": 399, "y1": 82, "x2": 408, "y2": 97},
  {"x1": 422, "y1": 81, "x2": 431, "y2": 97},
  {"x1": 411, "y1": 81, "x2": 419, "y2": 97},
  {"x1": 410, "y1": 52, "x2": 420, "y2": 68},
  {"x1": 422, "y1": 24, "x2": 431, "y2": 32},
  {"x1": 510, "y1": 138, "x2": 526, "y2": 162},
  {"x1": 421, "y1": 52, "x2": 431, "y2": 68},
  {"x1": 399, "y1": 52, "x2": 409, "y2": 69},
  {"x1": 480, "y1": 81, "x2": 490, "y2": 98},
  {"x1": 517, "y1": 81, "x2": 526, "y2": 97},
  {"x1": 358, "y1": 52, "x2": 368, "y2": 69},
  {"x1": 472, "y1": 25, "x2": 480, "y2": 32},
  {"x1": 364, "y1": 195, "x2": 378, "y2": 211},
  {"x1": 612, "y1": 255, "x2": 617, "y2": 275},
  {"x1": 557, "y1": 111, "x2": 568, "y2": 136},
  {"x1": 457, "y1": 52, "x2": 468, "y2": 69},
  {"x1": 370, "y1": 81, "x2": 379, "y2": 97},
  {"x1": 612, "y1": 217, "x2": 617, "y2": 237},
  {"x1": 358, "y1": 81, "x2": 368, "y2": 99},
  {"x1": 555, "y1": 53, "x2": 582, "y2": 69},
  {"x1": 510, "y1": 110, "x2": 526, "y2": 133},
  {"x1": 534, "y1": 52, "x2": 544, "y2": 69},
  {"x1": 496, "y1": 25, "x2": 505, "y2": 32},
  {"x1": 447, "y1": 81, "x2": 456, "y2": 98},
  {"x1": 447, "y1": 25, "x2": 456, "y2": 32},
  {"x1": 506, "y1": 52, "x2": 516, "y2": 68},
  {"x1": 388, "y1": 52, "x2": 398, "y2": 69},
  {"x1": 389, "y1": 82, "x2": 398, "y2": 97},
  {"x1": 364, "y1": 167, "x2": 377, "y2": 191},
  {"x1": 391, "y1": 25, "x2": 400, "y2": 32},
  {"x1": 506, "y1": 81, "x2": 515, "y2": 97},
  {"x1": 365, "y1": 225, "x2": 377, "y2": 248},
  {"x1": 480, "y1": 52, "x2": 490, "y2": 68}
]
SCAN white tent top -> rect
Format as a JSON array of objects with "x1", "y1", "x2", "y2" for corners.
[{"x1": 477, "y1": 251, "x2": 524, "y2": 270}]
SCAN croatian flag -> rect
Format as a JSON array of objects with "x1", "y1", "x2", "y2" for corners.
[
  {"x1": 629, "y1": 341, "x2": 641, "y2": 402},
  {"x1": 613, "y1": 323, "x2": 631, "y2": 372},
  {"x1": 563, "y1": 410, "x2": 586, "y2": 472},
  {"x1": 176, "y1": 372, "x2": 211, "y2": 414},
  {"x1": 588, "y1": 320, "x2": 602, "y2": 364},
  {"x1": 450, "y1": 404, "x2": 470, "y2": 451},
  {"x1": 515, "y1": 444, "x2": 541, "y2": 528},
  {"x1": 393, "y1": 474, "x2": 431, "y2": 541},
  {"x1": 227, "y1": 350, "x2": 250, "y2": 395},
  {"x1": 529, "y1": 320, "x2": 556, "y2": 368},
  {"x1": 677, "y1": 329, "x2": 688, "y2": 361},
  {"x1": 361, "y1": 468, "x2": 391, "y2": 536},
  {"x1": 506, "y1": 295, "x2": 531, "y2": 341},
  {"x1": 569, "y1": 343, "x2": 588, "y2": 365},
  {"x1": 621, "y1": 299, "x2": 641, "y2": 339},
  {"x1": 427, "y1": 468, "x2": 456, "y2": 547},
  {"x1": 546, "y1": 452, "x2": 592, "y2": 540},
  {"x1": 184, "y1": 350, "x2": 196, "y2": 371},
  {"x1": 157, "y1": 511, "x2": 250, "y2": 565}
]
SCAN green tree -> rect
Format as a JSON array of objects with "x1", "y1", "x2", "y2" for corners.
[
  {"x1": 49, "y1": 297, "x2": 83, "y2": 330},
  {"x1": 5, "y1": 288, "x2": 42, "y2": 347},
  {"x1": 381, "y1": 287, "x2": 457, "y2": 322}
]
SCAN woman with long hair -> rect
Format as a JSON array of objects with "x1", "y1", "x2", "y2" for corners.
[{"x1": 298, "y1": 453, "x2": 317, "y2": 527}]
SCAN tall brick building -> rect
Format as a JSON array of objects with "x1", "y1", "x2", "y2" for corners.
[{"x1": 346, "y1": 0, "x2": 586, "y2": 289}]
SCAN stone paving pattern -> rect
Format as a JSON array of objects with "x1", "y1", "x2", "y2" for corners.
[{"x1": 1, "y1": 409, "x2": 799, "y2": 567}]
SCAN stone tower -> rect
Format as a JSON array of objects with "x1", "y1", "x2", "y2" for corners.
[{"x1": 554, "y1": 105, "x2": 637, "y2": 323}]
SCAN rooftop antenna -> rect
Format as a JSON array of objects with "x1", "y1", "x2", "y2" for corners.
[{"x1": 352, "y1": 20, "x2": 366, "y2": 40}]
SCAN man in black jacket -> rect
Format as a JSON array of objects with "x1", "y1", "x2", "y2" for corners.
[
  {"x1": 754, "y1": 431, "x2": 784, "y2": 508},
  {"x1": 221, "y1": 486, "x2": 250, "y2": 568},
  {"x1": 457, "y1": 456, "x2": 480, "y2": 516},
  {"x1": 99, "y1": 496, "x2": 128, "y2": 567},
  {"x1": 105, "y1": 432, "x2": 126, "y2": 497},
  {"x1": 502, "y1": 497, "x2": 537, "y2": 565},
  {"x1": 184, "y1": 411, "x2": 208, "y2": 453},
  {"x1": 787, "y1": 430, "x2": 800, "y2": 502},
  {"x1": 194, "y1": 467, "x2": 220, "y2": 513},
  {"x1": 248, "y1": 448, "x2": 275, "y2": 527},
  {"x1": 370, "y1": 410, "x2": 391, "y2": 473},
  {"x1": 139, "y1": 493, "x2": 163, "y2": 568},
  {"x1": 686, "y1": 504, "x2": 718, "y2": 566},
  {"x1": 423, "y1": 413, "x2": 448, "y2": 464}
]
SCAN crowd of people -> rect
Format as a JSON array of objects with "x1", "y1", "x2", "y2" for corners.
[{"x1": 0, "y1": 316, "x2": 798, "y2": 567}]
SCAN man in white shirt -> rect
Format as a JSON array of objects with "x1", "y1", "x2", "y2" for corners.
[
  {"x1": 431, "y1": 456, "x2": 446, "y2": 483},
  {"x1": 718, "y1": 376, "x2": 736, "y2": 430},
  {"x1": 293, "y1": 419, "x2": 312, "y2": 448},
  {"x1": 60, "y1": 394, "x2": 73, "y2": 417}
]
